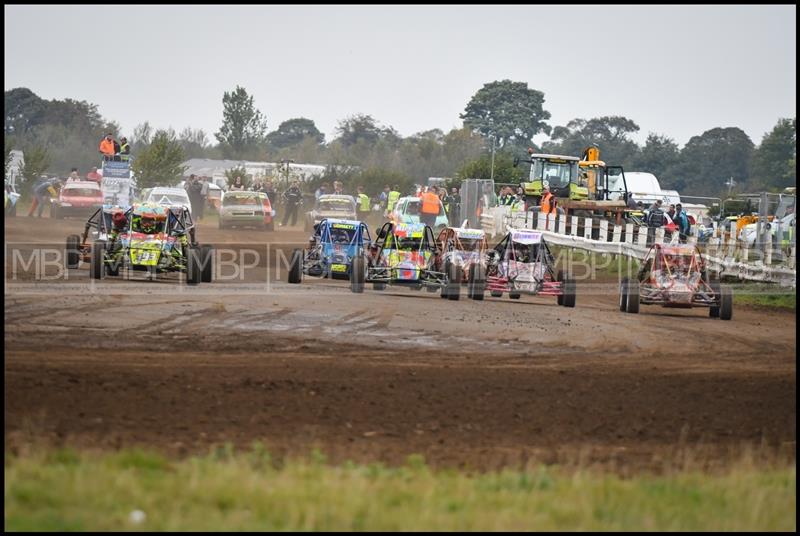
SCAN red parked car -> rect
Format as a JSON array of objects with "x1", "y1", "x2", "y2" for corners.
[{"x1": 51, "y1": 180, "x2": 104, "y2": 219}]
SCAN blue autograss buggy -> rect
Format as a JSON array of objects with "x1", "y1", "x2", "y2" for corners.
[{"x1": 288, "y1": 218, "x2": 372, "y2": 283}]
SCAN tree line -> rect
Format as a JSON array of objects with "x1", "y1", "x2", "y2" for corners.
[{"x1": 4, "y1": 81, "x2": 795, "y2": 197}]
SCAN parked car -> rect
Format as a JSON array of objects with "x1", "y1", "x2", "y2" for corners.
[
  {"x1": 50, "y1": 180, "x2": 104, "y2": 219},
  {"x1": 218, "y1": 190, "x2": 275, "y2": 230},
  {"x1": 389, "y1": 196, "x2": 449, "y2": 234},
  {"x1": 145, "y1": 187, "x2": 193, "y2": 215},
  {"x1": 305, "y1": 194, "x2": 357, "y2": 232}
]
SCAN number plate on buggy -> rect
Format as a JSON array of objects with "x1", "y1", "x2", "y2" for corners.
[
  {"x1": 330, "y1": 263, "x2": 347, "y2": 273},
  {"x1": 130, "y1": 249, "x2": 159, "y2": 265}
]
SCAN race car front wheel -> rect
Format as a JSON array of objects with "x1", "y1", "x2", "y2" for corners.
[
  {"x1": 288, "y1": 249, "x2": 303, "y2": 284},
  {"x1": 201, "y1": 245, "x2": 215, "y2": 283},
  {"x1": 719, "y1": 285, "x2": 733, "y2": 321},
  {"x1": 561, "y1": 273, "x2": 576, "y2": 308},
  {"x1": 90, "y1": 240, "x2": 106, "y2": 280},
  {"x1": 625, "y1": 279, "x2": 640, "y2": 314},
  {"x1": 186, "y1": 246, "x2": 202, "y2": 285},
  {"x1": 709, "y1": 280, "x2": 722, "y2": 318},
  {"x1": 469, "y1": 264, "x2": 485, "y2": 301},
  {"x1": 65, "y1": 234, "x2": 81, "y2": 269},
  {"x1": 350, "y1": 256, "x2": 365, "y2": 293},
  {"x1": 619, "y1": 277, "x2": 629, "y2": 312},
  {"x1": 446, "y1": 261, "x2": 461, "y2": 301}
]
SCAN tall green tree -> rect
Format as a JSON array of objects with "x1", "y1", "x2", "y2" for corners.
[
  {"x1": 633, "y1": 133, "x2": 682, "y2": 187},
  {"x1": 674, "y1": 127, "x2": 754, "y2": 196},
  {"x1": 542, "y1": 116, "x2": 641, "y2": 167},
  {"x1": 266, "y1": 118, "x2": 324, "y2": 150},
  {"x1": 131, "y1": 129, "x2": 187, "y2": 189},
  {"x1": 178, "y1": 127, "x2": 210, "y2": 159},
  {"x1": 334, "y1": 114, "x2": 397, "y2": 148},
  {"x1": 456, "y1": 151, "x2": 524, "y2": 184},
  {"x1": 460, "y1": 79, "x2": 551, "y2": 151},
  {"x1": 18, "y1": 145, "x2": 50, "y2": 195},
  {"x1": 749, "y1": 117, "x2": 796, "y2": 191},
  {"x1": 215, "y1": 85, "x2": 268, "y2": 158}
]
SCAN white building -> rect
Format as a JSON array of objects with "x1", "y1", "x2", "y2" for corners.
[{"x1": 181, "y1": 158, "x2": 327, "y2": 189}]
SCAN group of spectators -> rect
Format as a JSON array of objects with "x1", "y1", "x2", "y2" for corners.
[
  {"x1": 98, "y1": 133, "x2": 130, "y2": 162},
  {"x1": 644, "y1": 199, "x2": 692, "y2": 244}
]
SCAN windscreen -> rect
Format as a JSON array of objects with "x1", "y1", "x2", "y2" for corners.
[
  {"x1": 319, "y1": 199, "x2": 354, "y2": 212},
  {"x1": 223, "y1": 194, "x2": 259, "y2": 206},
  {"x1": 65, "y1": 188, "x2": 101, "y2": 197}
]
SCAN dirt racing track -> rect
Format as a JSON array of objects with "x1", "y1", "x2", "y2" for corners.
[{"x1": 4, "y1": 216, "x2": 797, "y2": 472}]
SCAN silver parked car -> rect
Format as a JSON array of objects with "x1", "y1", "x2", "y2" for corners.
[
  {"x1": 219, "y1": 190, "x2": 275, "y2": 231},
  {"x1": 305, "y1": 194, "x2": 357, "y2": 232}
]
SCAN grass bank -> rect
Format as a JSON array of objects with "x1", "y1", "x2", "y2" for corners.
[{"x1": 4, "y1": 446, "x2": 795, "y2": 531}]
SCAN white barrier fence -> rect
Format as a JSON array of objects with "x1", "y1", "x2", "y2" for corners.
[{"x1": 480, "y1": 207, "x2": 797, "y2": 287}]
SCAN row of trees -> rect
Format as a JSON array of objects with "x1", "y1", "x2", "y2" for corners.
[{"x1": 5, "y1": 82, "x2": 795, "y2": 197}]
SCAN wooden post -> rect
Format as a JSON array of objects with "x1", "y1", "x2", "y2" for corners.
[
  {"x1": 584, "y1": 218, "x2": 593, "y2": 240},
  {"x1": 571, "y1": 215, "x2": 579, "y2": 236},
  {"x1": 625, "y1": 223, "x2": 633, "y2": 244}
]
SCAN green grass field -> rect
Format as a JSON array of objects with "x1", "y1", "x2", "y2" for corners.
[{"x1": 4, "y1": 447, "x2": 795, "y2": 531}]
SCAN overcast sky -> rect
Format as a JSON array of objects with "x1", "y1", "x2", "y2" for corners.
[{"x1": 4, "y1": 5, "x2": 796, "y2": 149}]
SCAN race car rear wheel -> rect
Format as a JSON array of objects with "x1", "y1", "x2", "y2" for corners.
[
  {"x1": 509, "y1": 291, "x2": 521, "y2": 299},
  {"x1": 625, "y1": 279, "x2": 640, "y2": 314},
  {"x1": 490, "y1": 290, "x2": 503, "y2": 298},
  {"x1": 106, "y1": 250, "x2": 121, "y2": 277},
  {"x1": 557, "y1": 269, "x2": 565, "y2": 306},
  {"x1": 446, "y1": 261, "x2": 461, "y2": 301},
  {"x1": 201, "y1": 245, "x2": 214, "y2": 283},
  {"x1": 65, "y1": 234, "x2": 81, "y2": 269},
  {"x1": 561, "y1": 275, "x2": 576, "y2": 308},
  {"x1": 90, "y1": 240, "x2": 106, "y2": 280},
  {"x1": 186, "y1": 246, "x2": 202, "y2": 285},
  {"x1": 350, "y1": 256, "x2": 365, "y2": 293},
  {"x1": 469, "y1": 264, "x2": 485, "y2": 301},
  {"x1": 719, "y1": 285, "x2": 733, "y2": 320},
  {"x1": 619, "y1": 277, "x2": 629, "y2": 312},
  {"x1": 288, "y1": 248, "x2": 303, "y2": 284},
  {"x1": 709, "y1": 279, "x2": 721, "y2": 318}
]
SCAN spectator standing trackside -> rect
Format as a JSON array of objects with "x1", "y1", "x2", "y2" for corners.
[
  {"x1": 230, "y1": 176, "x2": 245, "y2": 191},
  {"x1": 675, "y1": 203, "x2": 690, "y2": 243},
  {"x1": 118, "y1": 137, "x2": 131, "y2": 161},
  {"x1": 99, "y1": 133, "x2": 116, "y2": 161},
  {"x1": 198, "y1": 177, "x2": 209, "y2": 220},
  {"x1": 420, "y1": 188, "x2": 440, "y2": 229},
  {"x1": 449, "y1": 187, "x2": 460, "y2": 226},
  {"x1": 281, "y1": 181, "x2": 303, "y2": 227},
  {"x1": 28, "y1": 177, "x2": 59, "y2": 217},
  {"x1": 386, "y1": 184, "x2": 401, "y2": 216},
  {"x1": 356, "y1": 185, "x2": 371, "y2": 222},
  {"x1": 86, "y1": 167, "x2": 102, "y2": 183}
]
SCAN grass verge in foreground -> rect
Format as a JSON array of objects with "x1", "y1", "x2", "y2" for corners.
[{"x1": 4, "y1": 446, "x2": 796, "y2": 531}]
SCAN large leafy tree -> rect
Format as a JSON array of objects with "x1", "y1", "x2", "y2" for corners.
[
  {"x1": 749, "y1": 117, "x2": 796, "y2": 191},
  {"x1": 542, "y1": 116, "x2": 641, "y2": 167},
  {"x1": 460, "y1": 79, "x2": 551, "y2": 151},
  {"x1": 633, "y1": 133, "x2": 682, "y2": 188},
  {"x1": 674, "y1": 127, "x2": 754, "y2": 196},
  {"x1": 266, "y1": 118, "x2": 324, "y2": 150},
  {"x1": 335, "y1": 114, "x2": 398, "y2": 147},
  {"x1": 131, "y1": 129, "x2": 187, "y2": 189},
  {"x1": 4, "y1": 88, "x2": 118, "y2": 174},
  {"x1": 215, "y1": 85, "x2": 268, "y2": 158}
]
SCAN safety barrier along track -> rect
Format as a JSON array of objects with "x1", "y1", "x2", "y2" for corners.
[{"x1": 480, "y1": 207, "x2": 797, "y2": 288}]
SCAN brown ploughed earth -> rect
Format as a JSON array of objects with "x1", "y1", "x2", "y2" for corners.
[{"x1": 4, "y1": 215, "x2": 796, "y2": 473}]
